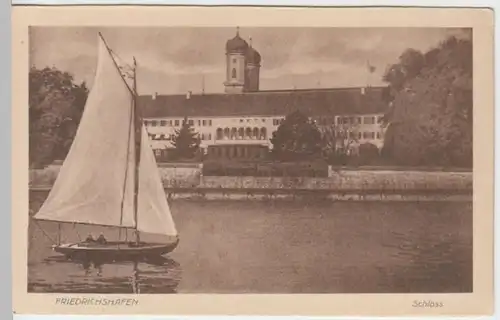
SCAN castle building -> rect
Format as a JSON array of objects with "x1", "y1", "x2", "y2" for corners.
[{"x1": 140, "y1": 28, "x2": 389, "y2": 161}]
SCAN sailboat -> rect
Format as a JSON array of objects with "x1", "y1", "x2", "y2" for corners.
[{"x1": 31, "y1": 33, "x2": 179, "y2": 261}]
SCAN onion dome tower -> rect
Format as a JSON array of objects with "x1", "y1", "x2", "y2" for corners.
[
  {"x1": 224, "y1": 27, "x2": 249, "y2": 93},
  {"x1": 244, "y1": 37, "x2": 261, "y2": 92}
]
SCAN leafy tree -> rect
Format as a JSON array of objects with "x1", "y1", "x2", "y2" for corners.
[
  {"x1": 171, "y1": 116, "x2": 201, "y2": 160},
  {"x1": 358, "y1": 142, "x2": 380, "y2": 165},
  {"x1": 319, "y1": 119, "x2": 361, "y2": 165},
  {"x1": 381, "y1": 35, "x2": 472, "y2": 167},
  {"x1": 270, "y1": 110, "x2": 323, "y2": 161},
  {"x1": 29, "y1": 66, "x2": 89, "y2": 167}
]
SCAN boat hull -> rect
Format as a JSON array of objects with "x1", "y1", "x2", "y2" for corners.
[{"x1": 52, "y1": 239, "x2": 179, "y2": 262}]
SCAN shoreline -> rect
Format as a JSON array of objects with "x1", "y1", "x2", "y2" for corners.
[{"x1": 29, "y1": 185, "x2": 472, "y2": 202}]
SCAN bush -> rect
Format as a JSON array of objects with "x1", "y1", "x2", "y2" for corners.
[
  {"x1": 358, "y1": 143, "x2": 381, "y2": 165},
  {"x1": 202, "y1": 160, "x2": 328, "y2": 177}
]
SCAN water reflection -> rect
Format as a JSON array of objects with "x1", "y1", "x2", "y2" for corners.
[{"x1": 29, "y1": 253, "x2": 181, "y2": 294}]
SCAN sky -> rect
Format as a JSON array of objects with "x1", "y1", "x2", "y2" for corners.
[{"x1": 29, "y1": 27, "x2": 471, "y2": 95}]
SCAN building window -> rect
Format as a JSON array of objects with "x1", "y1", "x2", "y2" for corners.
[
  {"x1": 363, "y1": 116, "x2": 375, "y2": 125},
  {"x1": 231, "y1": 128, "x2": 237, "y2": 140},
  {"x1": 370, "y1": 132, "x2": 375, "y2": 139},
  {"x1": 262, "y1": 119, "x2": 266, "y2": 123},
  {"x1": 377, "y1": 116, "x2": 384, "y2": 124},
  {"x1": 240, "y1": 119, "x2": 244, "y2": 123},
  {"x1": 376, "y1": 132, "x2": 381, "y2": 139},
  {"x1": 216, "y1": 128, "x2": 223, "y2": 140},
  {"x1": 232, "y1": 68, "x2": 237, "y2": 79},
  {"x1": 245, "y1": 127, "x2": 252, "y2": 139},
  {"x1": 224, "y1": 128, "x2": 230, "y2": 139},
  {"x1": 188, "y1": 120, "x2": 194, "y2": 126},
  {"x1": 202, "y1": 120, "x2": 206, "y2": 126},
  {"x1": 198, "y1": 120, "x2": 201, "y2": 126},
  {"x1": 232, "y1": 58, "x2": 236, "y2": 63},
  {"x1": 238, "y1": 127, "x2": 244, "y2": 139},
  {"x1": 208, "y1": 133, "x2": 212, "y2": 140},
  {"x1": 174, "y1": 120, "x2": 179, "y2": 126},
  {"x1": 160, "y1": 120, "x2": 166, "y2": 126},
  {"x1": 209, "y1": 120, "x2": 212, "y2": 126},
  {"x1": 151, "y1": 120, "x2": 157, "y2": 127},
  {"x1": 253, "y1": 127, "x2": 259, "y2": 139},
  {"x1": 363, "y1": 132, "x2": 369, "y2": 139},
  {"x1": 260, "y1": 127, "x2": 267, "y2": 140},
  {"x1": 358, "y1": 132, "x2": 362, "y2": 139}
]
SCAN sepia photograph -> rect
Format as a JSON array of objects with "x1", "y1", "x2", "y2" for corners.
[
  {"x1": 12, "y1": 6, "x2": 494, "y2": 317},
  {"x1": 27, "y1": 25, "x2": 474, "y2": 294}
]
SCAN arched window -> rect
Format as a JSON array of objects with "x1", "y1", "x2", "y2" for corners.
[
  {"x1": 238, "y1": 128, "x2": 245, "y2": 139},
  {"x1": 245, "y1": 127, "x2": 252, "y2": 139},
  {"x1": 224, "y1": 128, "x2": 230, "y2": 139},
  {"x1": 232, "y1": 68, "x2": 237, "y2": 79},
  {"x1": 216, "y1": 128, "x2": 223, "y2": 140},
  {"x1": 253, "y1": 127, "x2": 259, "y2": 139},
  {"x1": 260, "y1": 127, "x2": 267, "y2": 140},
  {"x1": 231, "y1": 128, "x2": 237, "y2": 140}
]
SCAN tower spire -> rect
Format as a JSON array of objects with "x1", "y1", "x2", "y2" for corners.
[
  {"x1": 236, "y1": 26, "x2": 240, "y2": 36},
  {"x1": 249, "y1": 36, "x2": 252, "y2": 47}
]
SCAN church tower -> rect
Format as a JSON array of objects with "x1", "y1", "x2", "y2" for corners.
[
  {"x1": 224, "y1": 27, "x2": 248, "y2": 94},
  {"x1": 224, "y1": 27, "x2": 261, "y2": 93},
  {"x1": 245, "y1": 37, "x2": 261, "y2": 92}
]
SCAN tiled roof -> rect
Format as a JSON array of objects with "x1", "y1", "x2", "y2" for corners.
[{"x1": 139, "y1": 86, "x2": 390, "y2": 118}]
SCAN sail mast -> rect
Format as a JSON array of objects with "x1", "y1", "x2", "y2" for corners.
[
  {"x1": 132, "y1": 56, "x2": 142, "y2": 244},
  {"x1": 97, "y1": 32, "x2": 139, "y2": 241}
]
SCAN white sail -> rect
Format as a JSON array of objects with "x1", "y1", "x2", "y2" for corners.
[
  {"x1": 137, "y1": 125, "x2": 178, "y2": 237},
  {"x1": 34, "y1": 35, "x2": 136, "y2": 228}
]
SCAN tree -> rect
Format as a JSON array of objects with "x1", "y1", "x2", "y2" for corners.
[
  {"x1": 171, "y1": 116, "x2": 201, "y2": 160},
  {"x1": 319, "y1": 118, "x2": 361, "y2": 165},
  {"x1": 358, "y1": 142, "x2": 380, "y2": 165},
  {"x1": 270, "y1": 110, "x2": 323, "y2": 161},
  {"x1": 29, "y1": 66, "x2": 89, "y2": 167},
  {"x1": 381, "y1": 35, "x2": 472, "y2": 167}
]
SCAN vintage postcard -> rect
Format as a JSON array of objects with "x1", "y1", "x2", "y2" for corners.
[{"x1": 12, "y1": 5, "x2": 494, "y2": 317}]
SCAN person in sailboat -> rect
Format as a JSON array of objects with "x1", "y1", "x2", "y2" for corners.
[
  {"x1": 85, "y1": 233, "x2": 96, "y2": 243},
  {"x1": 96, "y1": 233, "x2": 108, "y2": 245}
]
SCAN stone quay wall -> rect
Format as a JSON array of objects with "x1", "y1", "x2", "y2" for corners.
[{"x1": 29, "y1": 162, "x2": 472, "y2": 194}]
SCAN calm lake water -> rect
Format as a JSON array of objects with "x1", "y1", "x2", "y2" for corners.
[{"x1": 28, "y1": 191, "x2": 472, "y2": 293}]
